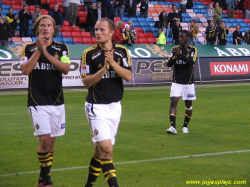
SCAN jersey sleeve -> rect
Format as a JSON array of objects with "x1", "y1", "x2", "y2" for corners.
[
  {"x1": 60, "y1": 43, "x2": 71, "y2": 65},
  {"x1": 81, "y1": 49, "x2": 91, "y2": 77},
  {"x1": 20, "y1": 44, "x2": 29, "y2": 66},
  {"x1": 121, "y1": 47, "x2": 132, "y2": 71},
  {"x1": 167, "y1": 47, "x2": 177, "y2": 67}
]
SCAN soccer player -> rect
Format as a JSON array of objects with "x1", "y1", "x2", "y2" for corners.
[
  {"x1": 166, "y1": 30, "x2": 198, "y2": 134},
  {"x1": 81, "y1": 18, "x2": 132, "y2": 187},
  {"x1": 20, "y1": 15, "x2": 71, "y2": 187}
]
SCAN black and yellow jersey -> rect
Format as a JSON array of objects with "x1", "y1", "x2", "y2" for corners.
[
  {"x1": 81, "y1": 43, "x2": 132, "y2": 104},
  {"x1": 167, "y1": 45, "x2": 198, "y2": 84},
  {"x1": 21, "y1": 41, "x2": 70, "y2": 106},
  {"x1": 244, "y1": 30, "x2": 250, "y2": 44},
  {"x1": 205, "y1": 26, "x2": 218, "y2": 41},
  {"x1": 218, "y1": 26, "x2": 229, "y2": 41}
]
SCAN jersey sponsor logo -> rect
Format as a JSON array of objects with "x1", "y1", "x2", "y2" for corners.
[
  {"x1": 92, "y1": 52, "x2": 101, "y2": 60},
  {"x1": 20, "y1": 57, "x2": 27, "y2": 64},
  {"x1": 62, "y1": 51, "x2": 68, "y2": 56},
  {"x1": 175, "y1": 60, "x2": 186, "y2": 64},
  {"x1": 81, "y1": 65, "x2": 89, "y2": 74},
  {"x1": 102, "y1": 70, "x2": 119, "y2": 79},
  {"x1": 187, "y1": 94, "x2": 195, "y2": 97},
  {"x1": 34, "y1": 62, "x2": 57, "y2": 70},
  {"x1": 210, "y1": 61, "x2": 250, "y2": 75},
  {"x1": 52, "y1": 46, "x2": 61, "y2": 51},
  {"x1": 123, "y1": 58, "x2": 129, "y2": 67},
  {"x1": 114, "y1": 51, "x2": 123, "y2": 58},
  {"x1": 61, "y1": 123, "x2": 66, "y2": 129}
]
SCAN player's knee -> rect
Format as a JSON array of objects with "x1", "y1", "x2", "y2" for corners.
[
  {"x1": 39, "y1": 135, "x2": 51, "y2": 151},
  {"x1": 99, "y1": 145, "x2": 113, "y2": 159}
]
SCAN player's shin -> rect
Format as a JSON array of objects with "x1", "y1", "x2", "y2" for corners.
[
  {"x1": 85, "y1": 155, "x2": 102, "y2": 187},
  {"x1": 37, "y1": 151, "x2": 53, "y2": 185},
  {"x1": 101, "y1": 159, "x2": 119, "y2": 187}
]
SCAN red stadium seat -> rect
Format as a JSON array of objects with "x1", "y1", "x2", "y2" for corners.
[
  {"x1": 145, "y1": 33, "x2": 154, "y2": 37},
  {"x1": 73, "y1": 37, "x2": 84, "y2": 44},
  {"x1": 139, "y1": 37, "x2": 148, "y2": 44},
  {"x1": 12, "y1": 0, "x2": 22, "y2": 5},
  {"x1": 12, "y1": 5, "x2": 21, "y2": 10},
  {"x1": 77, "y1": 11, "x2": 86, "y2": 17},
  {"x1": 81, "y1": 32, "x2": 91, "y2": 37},
  {"x1": 61, "y1": 26, "x2": 71, "y2": 31},
  {"x1": 134, "y1": 38, "x2": 141, "y2": 44},
  {"x1": 62, "y1": 32, "x2": 72, "y2": 38},
  {"x1": 79, "y1": 17, "x2": 87, "y2": 24},
  {"x1": 83, "y1": 37, "x2": 93, "y2": 44},
  {"x1": 92, "y1": 37, "x2": 97, "y2": 44},
  {"x1": 147, "y1": 37, "x2": 156, "y2": 44},
  {"x1": 72, "y1": 31, "x2": 82, "y2": 38},
  {"x1": 63, "y1": 21, "x2": 70, "y2": 26},
  {"x1": 137, "y1": 33, "x2": 145, "y2": 37},
  {"x1": 71, "y1": 26, "x2": 80, "y2": 31}
]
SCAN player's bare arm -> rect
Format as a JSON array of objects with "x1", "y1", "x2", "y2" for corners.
[
  {"x1": 21, "y1": 38, "x2": 43, "y2": 75},
  {"x1": 105, "y1": 50, "x2": 132, "y2": 82},
  {"x1": 82, "y1": 61, "x2": 109, "y2": 89}
]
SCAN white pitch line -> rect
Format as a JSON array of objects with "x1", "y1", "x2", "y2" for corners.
[{"x1": 1, "y1": 149, "x2": 249, "y2": 178}]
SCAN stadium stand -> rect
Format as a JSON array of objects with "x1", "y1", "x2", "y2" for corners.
[{"x1": 1, "y1": 0, "x2": 249, "y2": 45}]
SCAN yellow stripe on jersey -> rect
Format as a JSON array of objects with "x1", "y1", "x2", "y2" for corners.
[
  {"x1": 21, "y1": 43, "x2": 28, "y2": 58},
  {"x1": 116, "y1": 44, "x2": 132, "y2": 67},
  {"x1": 190, "y1": 46, "x2": 198, "y2": 62},
  {"x1": 81, "y1": 45, "x2": 97, "y2": 77}
]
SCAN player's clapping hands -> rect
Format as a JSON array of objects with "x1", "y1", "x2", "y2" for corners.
[{"x1": 104, "y1": 49, "x2": 115, "y2": 70}]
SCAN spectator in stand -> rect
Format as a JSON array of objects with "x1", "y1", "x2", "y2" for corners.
[
  {"x1": 244, "y1": 26, "x2": 250, "y2": 44},
  {"x1": 19, "y1": 4, "x2": 32, "y2": 37},
  {"x1": 218, "y1": 20, "x2": 229, "y2": 45},
  {"x1": 186, "y1": 0, "x2": 193, "y2": 9},
  {"x1": 226, "y1": 0, "x2": 237, "y2": 18},
  {"x1": 204, "y1": 20, "x2": 218, "y2": 45},
  {"x1": 26, "y1": 0, "x2": 38, "y2": 5},
  {"x1": 233, "y1": 24, "x2": 243, "y2": 45},
  {"x1": 115, "y1": 0, "x2": 125, "y2": 18},
  {"x1": 214, "y1": 0, "x2": 225, "y2": 9},
  {"x1": 86, "y1": 2, "x2": 97, "y2": 36},
  {"x1": 49, "y1": 4, "x2": 64, "y2": 38},
  {"x1": 112, "y1": 21, "x2": 124, "y2": 44},
  {"x1": 127, "y1": 0, "x2": 139, "y2": 17},
  {"x1": 69, "y1": 0, "x2": 80, "y2": 26},
  {"x1": 159, "y1": 11, "x2": 168, "y2": 37},
  {"x1": 140, "y1": 0, "x2": 148, "y2": 18},
  {"x1": 106, "y1": 0, "x2": 115, "y2": 21},
  {"x1": 213, "y1": 2, "x2": 222, "y2": 27},
  {"x1": 243, "y1": 0, "x2": 250, "y2": 19},
  {"x1": 154, "y1": 27, "x2": 166, "y2": 44},
  {"x1": 240, "y1": 0, "x2": 245, "y2": 13},
  {"x1": 188, "y1": 19, "x2": 199, "y2": 45},
  {"x1": 0, "y1": 5, "x2": 6, "y2": 18},
  {"x1": 128, "y1": 20, "x2": 137, "y2": 39},
  {"x1": 206, "y1": 3, "x2": 214, "y2": 26},
  {"x1": 123, "y1": 24, "x2": 135, "y2": 45},
  {"x1": 63, "y1": 0, "x2": 70, "y2": 21},
  {"x1": 84, "y1": 0, "x2": 92, "y2": 11},
  {"x1": 31, "y1": 5, "x2": 43, "y2": 37},
  {"x1": 95, "y1": 2, "x2": 107, "y2": 21},
  {"x1": 6, "y1": 7, "x2": 19, "y2": 38},
  {"x1": 167, "y1": 5, "x2": 182, "y2": 38},
  {"x1": 180, "y1": 0, "x2": 187, "y2": 13},
  {"x1": 172, "y1": 18, "x2": 182, "y2": 44},
  {"x1": 0, "y1": 15, "x2": 11, "y2": 45}
]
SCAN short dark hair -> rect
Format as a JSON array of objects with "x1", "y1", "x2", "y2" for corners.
[
  {"x1": 159, "y1": 27, "x2": 163, "y2": 31},
  {"x1": 96, "y1": 18, "x2": 116, "y2": 31},
  {"x1": 181, "y1": 30, "x2": 190, "y2": 38},
  {"x1": 9, "y1": 7, "x2": 13, "y2": 10}
]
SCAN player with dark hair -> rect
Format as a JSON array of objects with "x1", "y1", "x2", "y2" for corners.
[
  {"x1": 81, "y1": 18, "x2": 132, "y2": 187},
  {"x1": 20, "y1": 15, "x2": 71, "y2": 187},
  {"x1": 166, "y1": 30, "x2": 198, "y2": 134}
]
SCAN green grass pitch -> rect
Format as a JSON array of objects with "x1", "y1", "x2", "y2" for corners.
[{"x1": 0, "y1": 83, "x2": 249, "y2": 187}]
